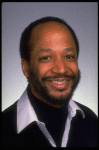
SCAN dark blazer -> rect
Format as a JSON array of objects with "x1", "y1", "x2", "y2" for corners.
[{"x1": 2, "y1": 101, "x2": 98, "y2": 147}]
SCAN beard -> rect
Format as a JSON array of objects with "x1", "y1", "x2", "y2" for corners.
[{"x1": 28, "y1": 69, "x2": 81, "y2": 107}]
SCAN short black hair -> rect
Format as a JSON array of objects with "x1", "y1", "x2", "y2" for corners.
[{"x1": 19, "y1": 16, "x2": 79, "y2": 62}]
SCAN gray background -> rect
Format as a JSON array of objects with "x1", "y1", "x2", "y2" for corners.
[{"x1": 2, "y1": 2, "x2": 98, "y2": 115}]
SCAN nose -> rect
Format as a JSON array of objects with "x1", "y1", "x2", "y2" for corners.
[{"x1": 52, "y1": 58, "x2": 67, "y2": 74}]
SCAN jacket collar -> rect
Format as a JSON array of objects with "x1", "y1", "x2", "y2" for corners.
[{"x1": 17, "y1": 87, "x2": 85, "y2": 134}]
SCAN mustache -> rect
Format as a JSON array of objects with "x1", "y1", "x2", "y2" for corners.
[{"x1": 42, "y1": 74, "x2": 76, "y2": 81}]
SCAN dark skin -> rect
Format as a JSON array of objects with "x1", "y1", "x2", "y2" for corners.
[{"x1": 21, "y1": 21, "x2": 79, "y2": 108}]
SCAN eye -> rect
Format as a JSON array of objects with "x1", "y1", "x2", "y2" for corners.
[
  {"x1": 65, "y1": 55, "x2": 74, "y2": 59},
  {"x1": 39, "y1": 56, "x2": 52, "y2": 62},
  {"x1": 65, "y1": 55, "x2": 76, "y2": 61},
  {"x1": 42, "y1": 56, "x2": 50, "y2": 60}
]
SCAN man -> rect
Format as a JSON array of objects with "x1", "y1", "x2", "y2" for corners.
[{"x1": 2, "y1": 16, "x2": 98, "y2": 147}]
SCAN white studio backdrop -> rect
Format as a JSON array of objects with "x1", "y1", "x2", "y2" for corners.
[{"x1": 2, "y1": 2, "x2": 98, "y2": 115}]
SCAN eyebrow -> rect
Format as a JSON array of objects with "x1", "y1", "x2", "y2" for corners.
[
  {"x1": 37, "y1": 48, "x2": 53, "y2": 55},
  {"x1": 63, "y1": 47, "x2": 75, "y2": 52},
  {"x1": 37, "y1": 47, "x2": 75, "y2": 55}
]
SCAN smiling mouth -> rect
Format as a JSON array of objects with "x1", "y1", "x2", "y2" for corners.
[
  {"x1": 51, "y1": 80, "x2": 69, "y2": 85},
  {"x1": 45, "y1": 78, "x2": 71, "y2": 90}
]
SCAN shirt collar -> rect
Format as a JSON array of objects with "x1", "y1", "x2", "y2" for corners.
[{"x1": 17, "y1": 88, "x2": 85, "y2": 134}]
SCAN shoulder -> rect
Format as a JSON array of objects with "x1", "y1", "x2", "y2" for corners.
[
  {"x1": 74, "y1": 101, "x2": 98, "y2": 119},
  {"x1": 69, "y1": 101, "x2": 98, "y2": 147},
  {"x1": 2, "y1": 101, "x2": 17, "y2": 117},
  {"x1": 2, "y1": 101, "x2": 17, "y2": 132},
  {"x1": 2, "y1": 101, "x2": 19, "y2": 147}
]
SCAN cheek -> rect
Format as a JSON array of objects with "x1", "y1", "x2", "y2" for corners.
[
  {"x1": 36, "y1": 63, "x2": 51, "y2": 80},
  {"x1": 71, "y1": 63, "x2": 79, "y2": 75},
  {"x1": 67, "y1": 63, "x2": 79, "y2": 75}
]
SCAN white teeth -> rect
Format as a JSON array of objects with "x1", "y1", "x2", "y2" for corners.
[{"x1": 52, "y1": 80, "x2": 66, "y2": 84}]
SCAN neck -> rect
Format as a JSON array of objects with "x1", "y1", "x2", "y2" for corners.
[{"x1": 28, "y1": 84, "x2": 68, "y2": 125}]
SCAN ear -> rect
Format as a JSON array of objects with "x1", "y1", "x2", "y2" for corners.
[{"x1": 21, "y1": 59, "x2": 29, "y2": 77}]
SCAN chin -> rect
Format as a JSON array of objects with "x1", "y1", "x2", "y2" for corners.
[{"x1": 42, "y1": 88, "x2": 73, "y2": 106}]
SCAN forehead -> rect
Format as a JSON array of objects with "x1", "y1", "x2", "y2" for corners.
[
  {"x1": 31, "y1": 21, "x2": 72, "y2": 38},
  {"x1": 32, "y1": 21, "x2": 68, "y2": 33},
  {"x1": 29, "y1": 21, "x2": 76, "y2": 52}
]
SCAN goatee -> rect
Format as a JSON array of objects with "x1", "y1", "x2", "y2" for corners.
[{"x1": 28, "y1": 70, "x2": 81, "y2": 107}]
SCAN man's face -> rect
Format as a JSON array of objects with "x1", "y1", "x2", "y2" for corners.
[{"x1": 26, "y1": 22, "x2": 80, "y2": 107}]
